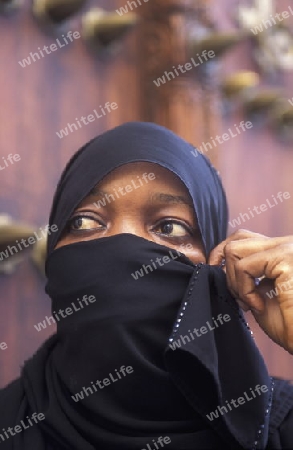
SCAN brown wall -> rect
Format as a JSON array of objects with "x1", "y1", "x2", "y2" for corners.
[
  {"x1": 0, "y1": 0, "x2": 142, "y2": 386},
  {"x1": 1, "y1": 0, "x2": 293, "y2": 387}
]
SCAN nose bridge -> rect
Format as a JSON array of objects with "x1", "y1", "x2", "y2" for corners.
[{"x1": 109, "y1": 215, "x2": 144, "y2": 238}]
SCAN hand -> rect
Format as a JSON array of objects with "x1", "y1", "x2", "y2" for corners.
[{"x1": 208, "y1": 229, "x2": 293, "y2": 354}]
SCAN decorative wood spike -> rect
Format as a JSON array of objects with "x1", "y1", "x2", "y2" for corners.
[
  {"x1": 82, "y1": 8, "x2": 138, "y2": 52},
  {"x1": 0, "y1": 0, "x2": 20, "y2": 13},
  {"x1": 33, "y1": 0, "x2": 87, "y2": 25}
]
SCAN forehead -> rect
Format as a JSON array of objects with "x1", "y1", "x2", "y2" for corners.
[
  {"x1": 92, "y1": 162, "x2": 191, "y2": 195},
  {"x1": 91, "y1": 161, "x2": 189, "y2": 189},
  {"x1": 81, "y1": 161, "x2": 195, "y2": 210}
]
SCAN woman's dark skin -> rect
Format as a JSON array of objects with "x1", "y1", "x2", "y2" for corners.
[{"x1": 56, "y1": 162, "x2": 293, "y2": 355}]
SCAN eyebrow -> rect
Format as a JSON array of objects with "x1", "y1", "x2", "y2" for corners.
[
  {"x1": 89, "y1": 187, "x2": 106, "y2": 196},
  {"x1": 88, "y1": 188, "x2": 193, "y2": 208},
  {"x1": 150, "y1": 193, "x2": 193, "y2": 208}
]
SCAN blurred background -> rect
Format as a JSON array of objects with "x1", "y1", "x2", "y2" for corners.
[{"x1": 0, "y1": 0, "x2": 293, "y2": 387}]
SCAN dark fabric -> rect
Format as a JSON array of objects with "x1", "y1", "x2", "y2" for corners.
[
  {"x1": 43, "y1": 234, "x2": 209, "y2": 449},
  {"x1": 0, "y1": 121, "x2": 292, "y2": 450},
  {"x1": 0, "y1": 241, "x2": 282, "y2": 449},
  {"x1": 46, "y1": 121, "x2": 228, "y2": 256},
  {"x1": 267, "y1": 379, "x2": 293, "y2": 449},
  {"x1": 1, "y1": 247, "x2": 292, "y2": 449},
  {"x1": 268, "y1": 378, "x2": 293, "y2": 435},
  {"x1": 1, "y1": 373, "x2": 293, "y2": 449}
]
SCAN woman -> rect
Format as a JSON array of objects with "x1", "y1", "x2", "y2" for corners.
[{"x1": 0, "y1": 121, "x2": 293, "y2": 449}]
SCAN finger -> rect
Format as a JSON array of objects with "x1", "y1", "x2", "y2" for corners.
[
  {"x1": 227, "y1": 235, "x2": 293, "y2": 259},
  {"x1": 212, "y1": 234, "x2": 293, "y2": 267},
  {"x1": 221, "y1": 236, "x2": 269, "y2": 299},
  {"x1": 234, "y1": 256, "x2": 266, "y2": 312},
  {"x1": 232, "y1": 245, "x2": 293, "y2": 312},
  {"x1": 208, "y1": 229, "x2": 268, "y2": 265}
]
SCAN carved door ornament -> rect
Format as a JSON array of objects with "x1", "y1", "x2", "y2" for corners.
[{"x1": 238, "y1": 0, "x2": 293, "y2": 74}]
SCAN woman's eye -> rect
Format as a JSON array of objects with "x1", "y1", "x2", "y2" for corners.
[
  {"x1": 155, "y1": 220, "x2": 190, "y2": 237},
  {"x1": 68, "y1": 216, "x2": 102, "y2": 231}
]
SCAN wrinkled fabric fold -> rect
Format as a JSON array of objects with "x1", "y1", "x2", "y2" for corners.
[
  {"x1": 39, "y1": 234, "x2": 212, "y2": 449},
  {"x1": 165, "y1": 264, "x2": 273, "y2": 449}
]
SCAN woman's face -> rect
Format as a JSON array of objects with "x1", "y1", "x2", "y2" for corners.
[{"x1": 55, "y1": 162, "x2": 206, "y2": 264}]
